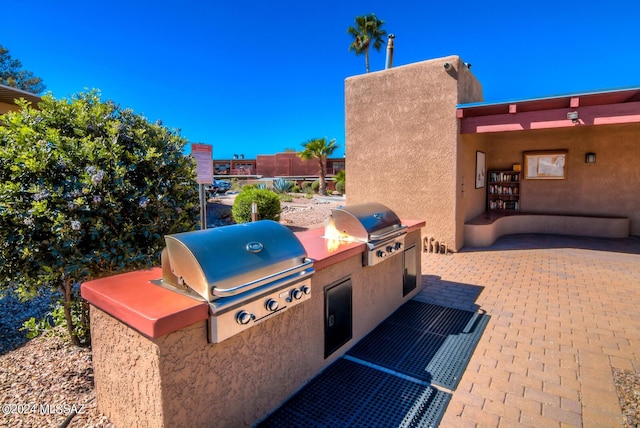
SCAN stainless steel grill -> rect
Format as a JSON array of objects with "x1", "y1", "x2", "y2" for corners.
[
  {"x1": 329, "y1": 202, "x2": 407, "y2": 266},
  {"x1": 159, "y1": 220, "x2": 314, "y2": 343}
]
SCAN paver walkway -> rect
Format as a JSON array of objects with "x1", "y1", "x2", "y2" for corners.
[{"x1": 416, "y1": 233, "x2": 640, "y2": 427}]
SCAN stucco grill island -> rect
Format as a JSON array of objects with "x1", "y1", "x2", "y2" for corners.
[
  {"x1": 157, "y1": 220, "x2": 314, "y2": 343},
  {"x1": 81, "y1": 209, "x2": 424, "y2": 427}
]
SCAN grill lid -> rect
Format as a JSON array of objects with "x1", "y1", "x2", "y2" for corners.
[
  {"x1": 163, "y1": 220, "x2": 311, "y2": 301},
  {"x1": 330, "y1": 202, "x2": 405, "y2": 242}
]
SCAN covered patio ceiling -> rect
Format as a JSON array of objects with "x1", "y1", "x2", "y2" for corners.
[
  {"x1": 0, "y1": 84, "x2": 41, "y2": 107},
  {"x1": 457, "y1": 87, "x2": 640, "y2": 134}
]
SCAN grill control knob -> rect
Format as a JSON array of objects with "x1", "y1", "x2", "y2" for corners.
[
  {"x1": 301, "y1": 285, "x2": 311, "y2": 295},
  {"x1": 265, "y1": 299, "x2": 279, "y2": 312},
  {"x1": 386, "y1": 245, "x2": 396, "y2": 254},
  {"x1": 236, "y1": 311, "x2": 253, "y2": 325},
  {"x1": 395, "y1": 242, "x2": 403, "y2": 251},
  {"x1": 376, "y1": 250, "x2": 387, "y2": 258},
  {"x1": 291, "y1": 288, "x2": 303, "y2": 300}
]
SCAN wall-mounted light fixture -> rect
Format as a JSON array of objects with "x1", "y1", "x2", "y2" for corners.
[
  {"x1": 567, "y1": 111, "x2": 579, "y2": 124},
  {"x1": 464, "y1": 62, "x2": 472, "y2": 69},
  {"x1": 585, "y1": 152, "x2": 596, "y2": 163}
]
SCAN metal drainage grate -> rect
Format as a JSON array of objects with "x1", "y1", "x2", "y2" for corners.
[
  {"x1": 348, "y1": 301, "x2": 490, "y2": 390},
  {"x1": 257, "y1": 358, "x2": 450, "y2": 428}
]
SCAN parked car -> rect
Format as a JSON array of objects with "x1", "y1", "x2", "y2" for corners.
[{"x1": 207, "y1": 179, "x2": 231, "y2": 195}]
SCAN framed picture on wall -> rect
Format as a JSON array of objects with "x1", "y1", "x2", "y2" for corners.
[
  {"x1": 524, "y1": 150, "x2": 567, "y2": 179},
  {"x1": 475, "y1": 151, "x2": 486, "y2": 188}
]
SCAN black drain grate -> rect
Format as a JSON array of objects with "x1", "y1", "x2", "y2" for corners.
[
  {"x1": 348, "y1": 301, "x2": 490, "y2": 390},
  {"x1": 257, "y1": 301, "x2": 489, "y2": 427},
  {"x1": 257, "y1": 358, "x2": 450, "y2": 428}
]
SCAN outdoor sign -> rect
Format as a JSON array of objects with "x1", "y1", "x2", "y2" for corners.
[{"x1": 191, "y1": 143, "x2": 213, "y2": 184}]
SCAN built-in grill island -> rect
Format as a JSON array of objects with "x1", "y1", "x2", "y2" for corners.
[
  {"x1": 328, "y1": 202, "x2": 408, "y2": 266},
  {"x1": 81, "y1": 207, "x2": 425, "y2": 428},
  {"x1": 159, "y1": 220, "x2": 314, "y2": 343}
]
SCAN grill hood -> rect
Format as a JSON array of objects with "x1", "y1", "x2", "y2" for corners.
[
  {"x1": 163, "y1": 220, "x2": 313, "y2": 302},
  {"x1": 330, "y1": 202, "x2": 406, "y2": 242}
]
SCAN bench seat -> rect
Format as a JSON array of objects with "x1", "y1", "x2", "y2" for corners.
[{"x1": 464, "y1": 212, "x2": 629, "y2": 247}]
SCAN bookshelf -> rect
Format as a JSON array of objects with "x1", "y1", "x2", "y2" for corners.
[{"x1": 488, "y1": 171, "x2": 520, "y2": 211}]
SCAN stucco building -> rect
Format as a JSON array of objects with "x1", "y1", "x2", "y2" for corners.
[{"x1": 345, "y1": 55, "x2": 639, "y2": 251}]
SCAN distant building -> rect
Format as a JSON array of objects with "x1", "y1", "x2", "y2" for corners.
[
  {"x1": 214, "y1": 156, "x2": 257, "y2": 176},
  {"x1": 213, "y1": 152, "x2": 345, "y2": 181}
]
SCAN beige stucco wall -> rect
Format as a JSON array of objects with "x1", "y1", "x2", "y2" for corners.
[
  {"x1": 457, "y1": 137, "x2": 490, "y2": 242},
  {"x1": 91, "y1": 230, "x2": 422, "y2": 428},
  {"x1": 345, "y1": 56, "x2": 482, "y2": 251},
  {"x1": 464, "y1": 123, "x2": 640, "y2": 235}
]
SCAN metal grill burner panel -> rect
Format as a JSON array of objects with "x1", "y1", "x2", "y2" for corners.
[
  {"x1": 330, "y1": 202, "x2": 407, "y2": 266},
  {"x1": 160, "y1": 220, "x2": 314, "y2": 343}
]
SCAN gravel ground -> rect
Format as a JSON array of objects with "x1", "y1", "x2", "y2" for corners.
[
  {"x1": 1, "y1": 194, "x2": 638, "y2": 428},
  {"x1": 614, "y1": 368, "x2": 640, "y2": 427}
]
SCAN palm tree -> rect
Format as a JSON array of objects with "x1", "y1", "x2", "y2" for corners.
[
  {"x1": 347, "y1": 14, "x2": 387, "y2": 73},
  {"x1": 298, "y1": 138, "x2": 339, "y2": 196}
]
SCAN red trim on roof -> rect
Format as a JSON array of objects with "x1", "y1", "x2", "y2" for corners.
[
  {"x1": 458, "y1": 88, "x2": 640, "y2": 133},
  {"x1": 460, "y1": 102, "x2": 640, "y2": 133}
]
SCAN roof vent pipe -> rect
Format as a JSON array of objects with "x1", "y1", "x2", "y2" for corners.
[{"x1": 385, "y1": 34, "x2": 395, "y2": 69}]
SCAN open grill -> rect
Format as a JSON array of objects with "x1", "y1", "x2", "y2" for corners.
[
  {"x1": 160, "y1": 220, "x2": 314, "y2": 343},
  {"x1": 329, "y1": 202, "x2": 407, "y2": 266}
]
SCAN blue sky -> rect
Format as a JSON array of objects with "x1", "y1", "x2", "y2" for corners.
[{"x1": 3, "y1": 0, "x2": 639, "y2": 159}]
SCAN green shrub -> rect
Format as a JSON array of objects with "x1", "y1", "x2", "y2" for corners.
[
  {"x1": 301, "y1": 181, "x2": 313, "y2": 193},
  {"x1": 335, "y1": 170, "x2": 345, "y2": 194},
  {"x1": 0, "y1": 91, "x2": 198, "y2": 346},
  {"x1": 256, "y1": 183, "x2": 268, "y2": 190},
  {"x1": 229, "y1": 178, "x2": 241, "y2": 192},
  {"x1": 232, "y1": 187, "x2": 281, "y2": 223},
  {"x1": 311, "y1": 180, "x2": 320, "y2": 193},
  {"x1": 278, "y1": 193, "x2": 293, "y2": 202}
]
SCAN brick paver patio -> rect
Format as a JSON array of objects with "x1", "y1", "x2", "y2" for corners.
[{"x1": 416, "y1": 233, "x2": 640, "y2": 427}]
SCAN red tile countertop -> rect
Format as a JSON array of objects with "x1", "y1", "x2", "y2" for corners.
[
  {"x1": 81, "y1": 268, "x2": 210, "y2": 339},
  {"x1": 81, "y1": 219, "x2": 425, "y2": 338}
]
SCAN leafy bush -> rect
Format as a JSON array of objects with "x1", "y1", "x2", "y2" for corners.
[
  {"x1": 229, "y1": 178, "x2": 241, "y2": 192},
  {"x1": 311, "y1": 180, "x2": 320, "y2": 193},
  {"x1": 335, "y1": 170, "x2": 345, "y2": 194},
  {"x1": 272, "y1": 178, "x2": 293, "y2": 194},
  {"x1": 301, "y1": 181, "x2": 313, "y2": 193},
  {"x1": 232, "y1": 187, "x2": 281, "y2": 223},
  {"x1": 0, "y1": 91, "x2": 198, "y2": 346}
]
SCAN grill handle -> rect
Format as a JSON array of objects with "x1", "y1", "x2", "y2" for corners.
[
  {"x1": 369, "y1": 224, "x2": 407, "y2": 241},
  {"x1": 212, "y1": 258, "x2": 314, "y2": 298}
]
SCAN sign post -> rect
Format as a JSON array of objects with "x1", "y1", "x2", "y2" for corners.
[{"x1": 191, "y1": 144, "x2": 213, "y2": 230}]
